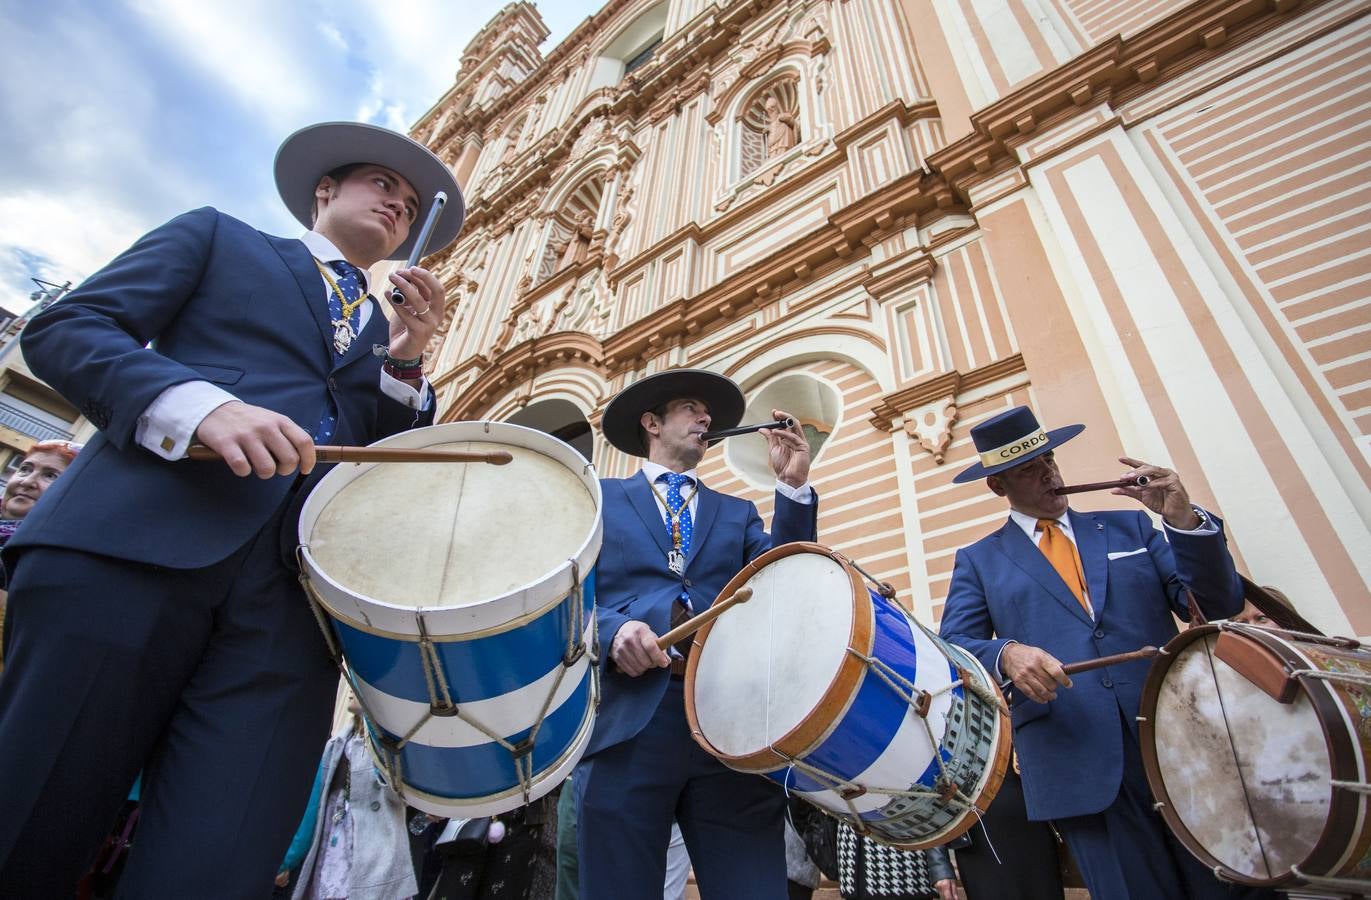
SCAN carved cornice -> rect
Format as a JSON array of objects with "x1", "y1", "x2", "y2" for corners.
[
  {"x1": 861, "y1": 248, "x2": 938, "y2": 300},
  {"x1": 926, "y1": 0, "x2": 1330, "y2": 200},
  {"x1": 870, "y1": 353, "x2": 1028, "y2": 430}
]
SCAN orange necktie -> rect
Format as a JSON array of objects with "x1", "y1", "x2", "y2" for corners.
[{"x1": 1037, "y1": 518, "x2": 1090, "y2": 614}]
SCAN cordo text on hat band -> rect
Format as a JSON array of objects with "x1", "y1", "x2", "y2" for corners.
[{"x1": 979, "y1": 430, "x2": 1049, "y2": 469}]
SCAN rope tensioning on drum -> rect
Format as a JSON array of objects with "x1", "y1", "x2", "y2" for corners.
[
  {"x1": 295, "y1": 545, "x2": 346, "y2": 669},
  {"x1": 1287, "y1": 667, "x2": 1371, "y2": 688},
  {"x1": 772, "y1": 749, "x2": 982, "y2": 835},
  {"x1": 377, "y1": 558, "x2": 593, "y2": 806},
  {"x1": 834, "y1": 647, "x2": 983, "y2": 807}
]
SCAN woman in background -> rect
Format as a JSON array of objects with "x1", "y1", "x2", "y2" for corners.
[{"x1": 0, "y1": 439, "x2": 80, "y2": 669}]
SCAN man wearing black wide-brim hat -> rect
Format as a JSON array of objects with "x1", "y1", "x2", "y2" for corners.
[
  {"x1": 0, "y1": 122, "x2": 464, "y2": 897},
  {"x1": 573, "y1": 368, "x2": 818, "y2": 900},
  {"x1": 939, "y1": 406, "x2": 1245, "y2": 900}
]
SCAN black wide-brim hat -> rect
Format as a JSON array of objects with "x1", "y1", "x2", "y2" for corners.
[
  {"x1": 601, "y1": 369, "x2": 746, "y2": 457},
  {"x1": 952, "y1": 405, "x2": 1084, "y2": 484},
  {"x1": 274, "y1": 121, "x2": 465, "y2": 260}
]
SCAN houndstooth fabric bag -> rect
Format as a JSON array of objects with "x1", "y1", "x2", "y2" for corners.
[{"x1": 836, "y1": 822, "x2": 936, "y2": 899}]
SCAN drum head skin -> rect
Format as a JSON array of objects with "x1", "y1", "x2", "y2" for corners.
[
  {"x1": 310, "y1": 440, "x2": 593, "y2": 609},
  {"x1": 691, "y1": 548, "x2": 859, "y2": 758},
  {"x1": 1141, "y1": 624, "x2": 1371, "y2": 887}
]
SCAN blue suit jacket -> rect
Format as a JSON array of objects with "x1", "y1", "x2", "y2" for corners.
[
  {"x1": 939, "y1": 508, "x2": 1241, "y2": 821},
  {"x1": 586, "y1": 473, "x2": 819, "y2": 757},
  {"x1": 8, "y1": 207, "x2": 432, "y2": 569}
]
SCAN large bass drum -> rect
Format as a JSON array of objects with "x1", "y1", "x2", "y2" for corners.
[
  {"x1": 684, "y1": 542, "x2": 1010, "y2": 849},
  {"x1": 1139, "y1": 622, "x2": 1371, "y2": 891},
  {"x1": 297, "y1": 421, "x2": 601, "y2": 818}
]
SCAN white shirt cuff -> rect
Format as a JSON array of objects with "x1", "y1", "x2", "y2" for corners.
[
  {"x1": 379, "y1": 369, "x2": 432, "y2": 410},
  {"x1": 775, "y1": 480, "x2": 814, "y2": 504},
  {"x1": 1164, "y1": 506, "x2": 1217, "y2": 536},
  {"x1": 136, "y1": 380, "x2": 239, "y2": 460},
  {"x1": 994, "y1": 640, "x2": 1018, "y2": 681}
]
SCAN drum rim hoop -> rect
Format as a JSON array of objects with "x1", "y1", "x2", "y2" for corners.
[{"x1": 684, "y1": 541, "x2": 875, "y2": 770}]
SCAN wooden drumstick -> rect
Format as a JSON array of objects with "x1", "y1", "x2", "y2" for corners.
[
  {"x1": 186, "y1": 444, "x2": 514, "y2": 465},
  {"x1": 655, "y1": 587, "x2": 754, "y2": 652},
  {"x1": 1000, "y1": 646, "x2": 1159, "y2": 693},
  {"x1": 1062, "y1": 646, "x2": 1159, "y2": 675}
]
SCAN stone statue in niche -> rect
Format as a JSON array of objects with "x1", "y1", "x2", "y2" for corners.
[
  {"x1": 556, "y1": 210, "x2": 595, "y2": 271},
  {"x1": 764, "y1": 96, "x2": 798, "y2": 158},
  {"x1": 603, "y1": 185, "x2": 635, "y2": 271}
]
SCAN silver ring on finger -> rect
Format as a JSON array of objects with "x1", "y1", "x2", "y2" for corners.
[{"x1": 414, "y1": 304, "x2": 431, "y2": 316}]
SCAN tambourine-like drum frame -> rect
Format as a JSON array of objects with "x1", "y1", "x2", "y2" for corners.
[
  {"x1": 684, "y1": 542, "x2": 1010, "y2": 849},
  {"x1": 297, "y1": 421, "x2": 602, "y2": 818},
  {"x1": 1139, "y1": 622, "x2": 1371, "y2": 891}
]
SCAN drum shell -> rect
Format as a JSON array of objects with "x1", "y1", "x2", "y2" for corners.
[
  {"x1": 685, "y1": 542, "x2": 1009, "y2": 850},
  {"x1": 297, "y1": 421, "x2": 603, "y2": 818},
  {"x1": 1139, "y1": 623, "x2": 1371, "y2": 888}
]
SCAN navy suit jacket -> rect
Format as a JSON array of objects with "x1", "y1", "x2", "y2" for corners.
[
  {"x1": 939, "y1": 508, "x2": 1241, "y2": 821},
  {"x1": 9, "y1": 207, "x2": 432, "y2": 569},
  {"x1": 586, "y1": 473, "x2": 818, "y2": 757}
]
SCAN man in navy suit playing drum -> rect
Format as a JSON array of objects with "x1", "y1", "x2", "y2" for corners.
[
  {"x1": 939, "y1": 406, "x2": 1245, "y2": 900},
  {"x1": 575, "y1": 368, "x2": 818, "y2": 900},
  {"x1": 0, "y1": 122, "x2": 463, "y2": 898}
]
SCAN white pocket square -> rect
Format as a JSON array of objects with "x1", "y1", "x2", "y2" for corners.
[{"x1": 1107, "y1": 548, "x2": 1148, "y2": 560}]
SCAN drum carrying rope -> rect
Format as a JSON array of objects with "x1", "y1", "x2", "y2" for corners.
[
  {"x1": 840, "y1": 646, "x2": 982, "y2": 807},
  {"x1": 1288, "y1": 866, "x2": 1371, "y2": 892},
  {"x1": 772, "y1": 749, "x2": 980, "y2": 833}
]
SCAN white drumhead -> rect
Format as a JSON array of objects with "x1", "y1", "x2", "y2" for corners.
[
  {"x1": 309, "y1": 439, "x2": 595, "y2": 610},
  {"x1": 1153, "y1": 632, "x2": 1330, "y2": 879},
  {"x1": 693, "y1": 551, "x2": 855, "y2": 757}
]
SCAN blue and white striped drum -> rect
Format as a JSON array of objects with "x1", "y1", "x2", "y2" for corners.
[
  {"x1": 684, "y1": 542, "x2": 1009, "y2": 849},
  {"x1": 297, "y1": 421, "x2": 601, "y2": 818}
]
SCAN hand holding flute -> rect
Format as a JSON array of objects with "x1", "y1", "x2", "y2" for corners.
[
  {"x1": 383, "y1": 191, "x2": 450, "y2": 380},
  {"x1": 759, "y1": 409, "x2": 811, "y2": 490}
]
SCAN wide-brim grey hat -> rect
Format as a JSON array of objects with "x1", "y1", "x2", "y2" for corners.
[
  {"x1": 601, "y1": 369, "x2": 746, "y2": 457},
  {"x1": 274, "y1": 121, "x2": 465, "y2": 260}
]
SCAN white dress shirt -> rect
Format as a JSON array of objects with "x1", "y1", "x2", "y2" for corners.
[{"x1": 134, "y1": 231, "x2": 431, "y2": 459}]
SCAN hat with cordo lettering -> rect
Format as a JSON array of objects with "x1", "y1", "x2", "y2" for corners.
[{"x1": 951, "y1": 405, "x2": 1084, "y2": 484}]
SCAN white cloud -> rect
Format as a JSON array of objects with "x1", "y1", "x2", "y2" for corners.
[
  {"x1": 126, "y1": 0, "x2": 327, "y2": 130},
  {"x1": 0, "y1": 0, "x2": 602, "y2": 306}
]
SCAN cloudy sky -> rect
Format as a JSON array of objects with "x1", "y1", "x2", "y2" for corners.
[{"x1": 0, "y1": 0, "x2": 600, "y2": 310}]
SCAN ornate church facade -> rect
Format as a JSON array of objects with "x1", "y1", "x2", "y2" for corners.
[{"x1": 400, "y1": 0, "x2": 1371, "y2": 636}]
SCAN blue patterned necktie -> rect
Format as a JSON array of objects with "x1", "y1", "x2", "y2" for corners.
[
  {"x1": 327, "y1": 260, "x2": 367, "y2": 357},
  {"x1": 315, "y1": 261, "x2": 367, "y2": 444},
  {"x1": 661, "y1": 472, "x2": 694, "y2": 556},
  {"x1": 661, "y1": 472, "x2": 695, "y2": 653}
]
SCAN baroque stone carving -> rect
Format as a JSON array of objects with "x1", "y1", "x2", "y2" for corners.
[{"x1": 902, "y1": 396, "x2": 958, "y2": 464}]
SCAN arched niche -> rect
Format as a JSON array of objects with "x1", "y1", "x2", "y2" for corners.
[{"x1": 506, "y1": 398, "x2": 594, "y2": 463}]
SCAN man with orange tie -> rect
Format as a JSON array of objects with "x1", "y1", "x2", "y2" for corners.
[{"x1": 939, "y1": 406, "x2": 1244, "y2": 900}]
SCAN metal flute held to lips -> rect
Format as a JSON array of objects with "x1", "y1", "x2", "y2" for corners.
[
  {"x1": 700, "y1": 418, "x2": 796, "y2": 441},
  {"x1": 1052, "y1": 474, "x2": 1151, "y2": 496},
  {"x1": 389, "y1": 191, "x2": 448, "y2": 305}
]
